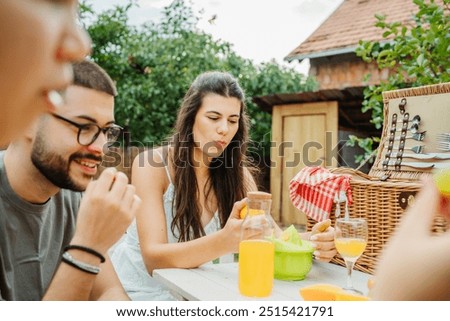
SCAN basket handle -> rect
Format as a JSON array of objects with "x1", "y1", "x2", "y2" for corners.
[{"x1": 356, "y1": 147, "x2": 379, "y2": 171}]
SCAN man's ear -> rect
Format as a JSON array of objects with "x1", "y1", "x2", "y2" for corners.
[{"x1": 23, "y1": 116, "x2": 42, "y2": 141}]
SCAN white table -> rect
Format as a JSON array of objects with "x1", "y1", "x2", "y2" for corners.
[{"x1": 153, "y1": 261, "x2": 370, "y2": 301}]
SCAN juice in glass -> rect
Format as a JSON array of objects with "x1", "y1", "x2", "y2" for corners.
[
  {"x1": 335, "y1": 238, "x2": 367, "y2": 260},
  {"x1": 238, "y1": 239, "x2": 274, "y2": 297}
]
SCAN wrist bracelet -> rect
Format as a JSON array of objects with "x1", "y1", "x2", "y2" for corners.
[
  {"x1": 61, "y1": 251, "x2": 101, "y2": 275},
  {"x1": 64, "y1": 244, "x2": 105, "y2": 263}
]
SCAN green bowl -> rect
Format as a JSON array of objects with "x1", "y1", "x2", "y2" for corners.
[{"x1": 274, "y1": 246, "x2": 314, "y2": 281}]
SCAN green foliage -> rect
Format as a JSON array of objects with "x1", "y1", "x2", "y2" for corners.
[
  {"x1": 80, "y1": 0, "x2": 317, "y2": 158},
  {"x1": 354, "y1": 0, "x2": 449, "y2": 161},
  {"x1": 346, "y1": 135, "x2": 381, "y2": 165}
]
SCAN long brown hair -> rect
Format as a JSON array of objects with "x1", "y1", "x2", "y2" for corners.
[{"x1": 170, "y1": 71, "x2": 256, "y2": 242}]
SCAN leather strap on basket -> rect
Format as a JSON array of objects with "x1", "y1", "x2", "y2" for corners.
[
  {"x1": 398, "y1": 98, "x2": 407, "y2": 114},
  {"x1": 400, "y1": 112, "x2": 409, "y2": 136},
  {"x1": 384, "y1": 113, "x2": 397, "y2": 170},
  {"x1": 383, "y1": 99, "x2": 409, "y2": 171},
  {"x1": 389, "y1": 113, "x2": 397, "y2": 136},
  {"x1": 396, "y1": 112, "x2": 410, "y2": 171}
]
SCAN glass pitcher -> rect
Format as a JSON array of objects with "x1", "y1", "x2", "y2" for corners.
[{"x1": 238, "y1": 191, "x2": 275, "y2": 297}]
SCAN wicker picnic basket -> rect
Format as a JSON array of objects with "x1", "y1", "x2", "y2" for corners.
[{"x1": 307, "y1": 82, "x2": 450, "y2": 274}]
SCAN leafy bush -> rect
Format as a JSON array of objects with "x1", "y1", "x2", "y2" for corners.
[
  {"x1": 81, "y1": 0, "x2": 317, "y2": 159},
  {"x1": 353, "y1": 0, "x2": 450, "y2": 161}
]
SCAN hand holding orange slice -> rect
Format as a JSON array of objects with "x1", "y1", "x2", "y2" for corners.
[
  {"x1": 239, "y1": 205, "x2": 247, "y2": 219},
  {"x1": 311, "y1": 219, "x2": 331, "y2": 235},
  {"x1": 239, "y1": 205, "x2": 264, "y2": 219}
]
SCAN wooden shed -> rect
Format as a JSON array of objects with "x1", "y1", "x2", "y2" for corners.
[
  {"x1": 254, "y1": 0, "x2": 422, "y2": 227},
  {"x1": 253, "y1": 87, "x2": 379, "y2": 227},
  {"x1": 285, "y1": 0, "x2": 418, "y2": 90}
]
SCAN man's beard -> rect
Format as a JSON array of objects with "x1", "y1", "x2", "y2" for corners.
[{"x1": 31, "y1": 135, "x2": 102, "y2": 192}]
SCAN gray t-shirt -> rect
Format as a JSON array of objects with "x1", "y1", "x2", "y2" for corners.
[{"x1": 0, "y1": 151, "x2": 81, "y2": 300}]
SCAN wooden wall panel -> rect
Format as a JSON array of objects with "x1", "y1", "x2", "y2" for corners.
[{"x1": 271, "y1": 101, "x2": 338, "y2": 226}]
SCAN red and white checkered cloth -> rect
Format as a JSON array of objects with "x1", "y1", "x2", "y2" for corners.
[{"x1": 289, "y1": 166, "x2": 353, "y2": 222}]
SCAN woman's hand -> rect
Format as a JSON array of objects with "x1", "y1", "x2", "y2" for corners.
[
  {"x1": 309, "y1": 219, "x2": 337, "y2": 262},
  {"x1": 72, "y1": 168, "x2": 141, "y2": 255},
  {"x1": 222, "y1": 199, "x2": 247, "y2": 253}
]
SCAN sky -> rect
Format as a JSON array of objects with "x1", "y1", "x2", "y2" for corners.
[{"x1": 89, "y1": 0, "x2": 344, "y2": 75}]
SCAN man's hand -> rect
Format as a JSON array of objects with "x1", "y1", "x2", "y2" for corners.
[
  {"x1": 372, "y1": 178, "x2": 450, "y2": 300},
  {"x1": 71, "y1": 167, "x2": 141, "y2": 255}
]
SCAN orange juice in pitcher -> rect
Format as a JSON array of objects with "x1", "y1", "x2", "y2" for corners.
[
  {"x1": 238, "y1": 192, "x2": 274, "y2": 297},
  {"x1": 238, "y1": 240, "x2": 274, "y2": 297}
]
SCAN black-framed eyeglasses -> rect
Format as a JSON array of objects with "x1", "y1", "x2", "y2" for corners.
[{"x1": 51, "y1": 113, "x2": 123, "y2": 146}]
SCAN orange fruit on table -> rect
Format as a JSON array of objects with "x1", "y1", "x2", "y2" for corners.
[
  {"x1": 299, "y1": 284, "x2": 369, "y2": 301},
  {"x1": 335, "y1": 292, "x2": 369, "y2": 301},
  {"x1": 299, "y1": 284, "x2": 342, "y2": 301}
]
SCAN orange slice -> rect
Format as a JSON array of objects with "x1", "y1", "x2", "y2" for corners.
[
  {"x1": 299, "y1": 284, "x2": 369, "y2": 301},
  {"x1": 299, "y1": 284, "x2": 342, "y2": 301},
  {"x1": 335, "y1": 292, "x2": 369, "y2": 301},
  {"x1": 239, "y1": 205, "x2": 264, "y2": 219}
]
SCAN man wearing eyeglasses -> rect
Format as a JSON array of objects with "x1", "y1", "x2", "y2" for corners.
[{"x1": 0, "y1": 60, "x2": 141, "y2": 300}]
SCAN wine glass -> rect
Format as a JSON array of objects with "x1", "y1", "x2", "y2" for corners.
[{"x1": 334, "y1": 218, "x2": 368, "y2": 294}]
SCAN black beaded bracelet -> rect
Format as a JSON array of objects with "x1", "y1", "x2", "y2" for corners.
[{"x1": 64, "y1": 244, "x2": 106, "y2": 263}]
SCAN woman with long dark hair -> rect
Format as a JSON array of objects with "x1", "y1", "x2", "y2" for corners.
[{"x1": 111, "y1": 71, "x2": 336, "y2": 300}]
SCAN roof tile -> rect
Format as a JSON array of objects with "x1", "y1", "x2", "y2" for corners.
[{"x1": 286, "y1": 0, "x2": 419, "y2": 60}]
